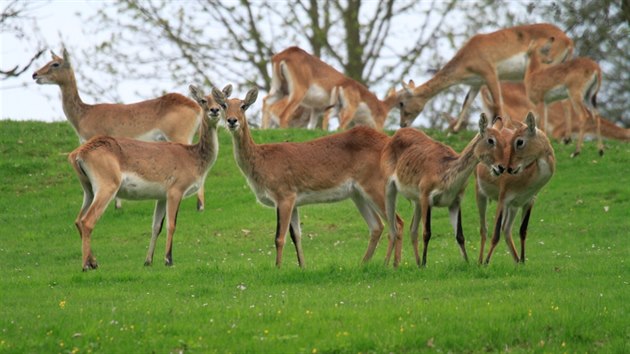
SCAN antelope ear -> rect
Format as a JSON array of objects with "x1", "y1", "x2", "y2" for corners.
[
  {"x1": 401, "y1": 80, "x2": 414, "y2": 95},
  {"x1": 222, "y1": 84, "x2": 233, "y2": 98},
  {"x1": 50, "y1": 50, "x2": 59, "y2": 60},
  {"x1": 525, "y1": 112, "x2": 537, "y2": 135},
  {"x1": 189, "y1": 84, "x2": 205, "y2": 103},
  {"x1": 62, "y1": 48, "x2": 71, "y2": 66},
  {"x1": 479, "y1": 113, "x2": 488, "y2": 136},
  {"x1": 492, "y1": 115, "x2": 504, "y2": 129},
  {"x1": 242, "y1": 87, "x2": 258, "y2": 110},
  {"x1": 212, "y1": 87, "x2": 226, "y2": 106}
]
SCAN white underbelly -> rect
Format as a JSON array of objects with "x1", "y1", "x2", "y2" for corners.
[
  {"x1": 496, "y1": 53, "x2": 527, "y2": 81},
  {"x1": 301, "y1": 85, "x2": 331, "y2": 109},
  {"x1": 295, "y1": 180, "x2": 355, "y2": 205},
  {"x1": 136, "y1": 129, "x2": 169, "y2": 142},
  {"x1": 117, "y1": 173, "x2": 166, "y2": 200}
]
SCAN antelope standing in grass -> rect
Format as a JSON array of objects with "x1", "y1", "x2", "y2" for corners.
[
  {"x1": 262, "y1": 46, "x2": 397, "y2": 130},
  {"x1": 218, "y1": 87, "x2": 404, "y2": 268},
  {"x1": 33, "y1": 49, "x2": 211, "y2": 210},
  {"x1": 68, "y1": 85, "x2": 225, "y2": 271},
  {"x1": 476, "y1": 113, "x2": 555, "y2": 264},
  {"x1": 382, "y1": 113, "x2": 507, "y2": 267},
  {"x1": 481, "y1": 82, "x2": 630, "y2": 143},
  {"x1": 397, "y1": 23, "x2": 573, "y2": 129},
  {"x1": 523, "y1": 38, "x2": 603, "y2": 157}
]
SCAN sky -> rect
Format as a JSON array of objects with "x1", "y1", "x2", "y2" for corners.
[{"x1": 1, "y1": 1, "x2": 112, "y2": 122}]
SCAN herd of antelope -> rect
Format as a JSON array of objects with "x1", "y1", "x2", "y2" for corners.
[{"x1": 32, "y1": 23, "x2": 627, "y2": 271}]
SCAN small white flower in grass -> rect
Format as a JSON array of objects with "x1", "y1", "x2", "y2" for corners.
[
  {"x1": 237, "y1": 283, "x2": 247, "y2": 291},
  {"x1": 604, "y1": 206, "x2": 609, "y2": 212}
]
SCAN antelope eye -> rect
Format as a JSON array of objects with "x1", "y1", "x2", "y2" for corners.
[
  {"x1": 398, "y1": 101, "x2": 404, "y2": 108},
  {"x1": 220, "y1": 103, "x2": 227, "y2": 109},
  {"x1": 487, "y1": 138, "x2": 496, "y2": 146},
  {"x1": 515, "y1": 138, "x2": 525, "y2": 148},
  {"x1": 200, "y1": 99, "x2": 208, "y2": 105},
  {"x1": 52, "y1": 62, "x2": 60, "y2": 68}
]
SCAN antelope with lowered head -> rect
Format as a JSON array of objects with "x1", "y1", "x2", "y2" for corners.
[
  {"x1": 219, "y1": 87, "x2": 404, "y2": 268},
  {"x1": 477, "y1": 113, "x2": 555, "y2": 264},
  {"x1": 33, "y1": 49, "x2": 212, "y2": 210},
  {"x1": 381, "y1": 113, "x2": 507, "y2": 267},
  {"x1": 67, "y1": 85, "x2": 225, "y2": 271},
  {"x1": 397, "y1": 23, "x2": 573, "y2": 130}
]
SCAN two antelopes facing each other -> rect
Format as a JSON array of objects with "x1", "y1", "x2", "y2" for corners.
[{"x1": 68, "y1": 85, "x2": 228, "y2": 271}]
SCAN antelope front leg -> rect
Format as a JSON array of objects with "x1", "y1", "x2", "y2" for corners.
[
  {"x1": 145, "y1": 199, "x2": 166, "y2": 266},
  {"x1": 518, "y1": 203, "x2": 534, "y2": 264},
  {"x1": 275, "y1": 199, "x2": 296, "y2": 268},
  {"x1": 476, "y1": 189, "x2": 489, "y2": 265},
  {"x1": 420, "y1": 197, "x2": 432, "y2": 267},
  {"x1": 449, "y1": 203, "x2": 468, "y2": 262},
  {"x1": 164, "y1": 194, "x2": 183, "y2": 266},
  {"x1": 289, "y1": 207, "x2": 305, "y2": 267},
  {"x1": 501, "y1": 208, "x2": 520, "y2": 263},
  {"x1": 409, "y1": 203, "x2": 422, "y2": 267},
  {"x1": 484, "y1": 204, "x2": 504, "y2": 265}
]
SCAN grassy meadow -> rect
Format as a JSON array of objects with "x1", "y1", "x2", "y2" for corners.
[{"x1": 0, "y1": 120, "x2": 628, "y2": 353}]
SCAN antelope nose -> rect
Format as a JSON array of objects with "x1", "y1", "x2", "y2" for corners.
[
  {"x1": 210, "y1": 107, "x2": 220, "y2": 115},
  {"x1": 507, "y1": 167, "x2": 514, "y2": 174},
  {"x1": 227, "y1": 117, "x2": 237, "y2": 125},
  {"x1": 497, "y1": 165, "x2": 505, "y2": 174},
  {"x1": 32, "y1": 72, "x2": 38, "y2": 79}
]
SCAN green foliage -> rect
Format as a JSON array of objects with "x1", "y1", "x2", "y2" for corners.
[{"x1": 1, "y1": 121, "x2": 628, "y2": 353}]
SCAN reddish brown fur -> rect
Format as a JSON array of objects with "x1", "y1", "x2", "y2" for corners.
[
  {"x1": 524, "y1": 40, "x2": 604, "y2": 157},
  {"x1": 398, "y1": 23, "x2": 573, "y2": 129},
  {"x1": 221, "y1": 87, "x2": 404, "y2": 268},
  {"x1": 483, "y1": 82, "x2": 630, "y2": 142},
  {"x1": 33, "y1": 49, "x2": 208, "y2": 210},
  {"x1": 381, "y1": 114, "x2": 508, "y2": 267},
  {"x1": 476, "y1": 113, "x2": 556, "y2": 264},
  {"x1": 262, "y1": 46, "x2": 397, "y2": 130},
  {"x1": 67, "y1": 85, "x2": 223, "y2": 271}
]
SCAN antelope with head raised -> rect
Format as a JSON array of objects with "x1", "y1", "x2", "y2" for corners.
[
  {"x1": 262, "y1": 46, "x2": 397, "y2": 130},
  {"x1": 218, "y1": 87, "x2": 404, "y2": 268},
  {"x1": 67, "y1": 85, "x2": 225, "y2": 271},
  {"x1": 523, "y1": 38, "x2": 604, "y2": 157},
  {"x1": 32, "y1": 49, "x2": 216, "y2": 210},
  {"x1": 481, "y1": 82, "x2": 630, "y2": 143},
  {"x1": 397, "y1": 23, "x2": 573, "y2": 130},
  {"x1": 381, "y1": 113, "x2": 507, "y2": 267},
  {"x1": 476, "y1": 113, "x2": 555, "y2": 264}
]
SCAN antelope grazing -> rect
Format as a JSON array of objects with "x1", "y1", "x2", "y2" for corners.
[
  {"x1": 477, "y1": 113, "x2": 555, "y2": 264},
  {"x1": 481, "y1": 82, "x2": 630, "y2": 142},
  {"x1": 397, "y1": 23, "x2": 573, "y2": 129},
  {"x1": 382, "y1": 113, "x2": 507, "y2": 267},
  {"x1": 262, "y1": 46, "x2": 397, "y2": 130},
  {"x1": 524, "y1": 38, "x2": 604, "y2": 157},
  {"x1": 33, "y1": 49, "x2": 209, "y2": 210},
  {"x1": 68, "y1": 85, "x2": 224, "y2": 271},
  {"x1": 219, "y1": 87, "x2": 404, "y2": 268}
]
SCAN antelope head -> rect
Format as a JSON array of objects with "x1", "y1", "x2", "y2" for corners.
[
  {"x1": 507, "y1": 112, "x2": 543, "y2": 175},
  {"x1": 475, "y1": 113, "x2": 508, "y2": 177},
  {"x1": 397, "y1": 80, "x2": 426, "y2": 128},
  {"x1": 221, "y1": 87, "x2": 258, "y2": 132},
  {"x1": 32, "y1": 48, "x2": 71, "y2": 85}
]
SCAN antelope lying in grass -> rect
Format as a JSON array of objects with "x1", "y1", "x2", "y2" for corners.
[
  {"x1": 33, "y1": 49, "x2": 212, "y2": 211},
  {"x1": 476, "y1": 113, "x2": 555, "y2": 264},
  {"x1": 218, "y1": 87, "x2": 404, "y2": 268},
  {"x1": 68, "y1": 85, "x2": 226, "y2": 271},
  {"x1": 381, "y1": 113, "x2": 507, "y2": 267}
]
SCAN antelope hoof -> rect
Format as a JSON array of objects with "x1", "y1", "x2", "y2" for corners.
[
  {"x1": 570, "y1": 151, "x2": 580, "y2": 158},
  {"x1": 144, "y1": 260, "x2": 153, "y2": 266},
  {"x1": 562, "y1": 137, "x2": 572, "y2": 145},
  {"x1": 598, "y1": 149, "x2": 604, "y2": 157},
  {"x1": 197, "y1": 200, "x2": 204, "y2": 212},
  {"x1": 82, "y1": 261, "x2": 98, "y2": 271},
  {"x1": 165, "y1": 259, "x2": 173, "y2": 267}
]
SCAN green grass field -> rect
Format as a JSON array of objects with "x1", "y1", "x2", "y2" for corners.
[{"x1": 1, "y1": 120, "x2": 628, "y2": 353}]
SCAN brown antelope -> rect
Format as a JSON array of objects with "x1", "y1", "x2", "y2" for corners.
[
  {"x1": 477, "y1": 113, "x2": 555, "y2": 264},
  {"x1": 218, "y1": 87, "x2": 404, "y2": 268},
  {"x1": 32, "y1": 49, "x2": 213, "y2": 211},
  {"x1": 67, "y1": 85, "x2": 224, "y2": 271},
  {"x1": 262, "y1": 46, "x2": 397, "y2": 130},
  {"x1": 381, "y1": 113, "x2": 507, "y2": 267},
  {"x1": 523, "y1": 38, "x2": 604, "y2": 157},
  {"x1": 262, "y1": 97, "x2": 331, "y2": 129},
  {"x1": 397, "y1": 23, "x2": 573, "y2": 129},
  {"x1": 328, "y1": 85, "x2": 398, "y2": 130},
  {"x1": 481, "y1": 82, "x2": 630, "y2": 143}
]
